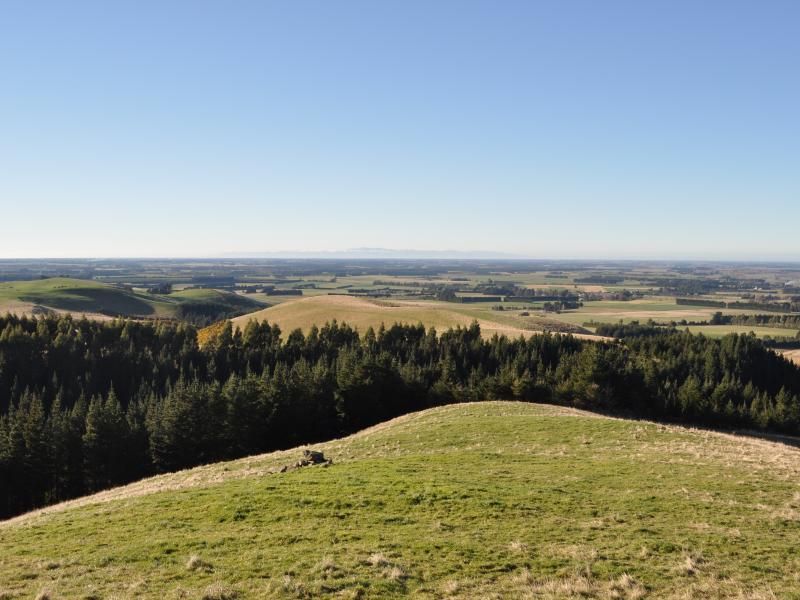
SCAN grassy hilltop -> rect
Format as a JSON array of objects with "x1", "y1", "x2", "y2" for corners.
[
  {"x1": 2, "y1": 402, "x2": 799, "y2": 599},
  {"x1": 229, "y1": 294, "x2": 599, "y2": 339}
]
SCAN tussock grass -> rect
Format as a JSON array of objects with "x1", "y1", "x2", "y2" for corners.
[
  {"x1": 186, "y1": 554, "x2": 214, "y2": 573},
  {"x1": 365, "y1": 553, "x2": 389, "y2": 567},
  {"x1": 679, "y1": 552, "x2": 705, "y2": 577},
  {"x1": 199, "y1": 583, "x2": 238, "y2": 600},
  {"x1": 383, "y1": 565, "x2": 407, "y2": 581},
  {"x1": 313, "y1": 556, "x2": 340, "y2": 578}
]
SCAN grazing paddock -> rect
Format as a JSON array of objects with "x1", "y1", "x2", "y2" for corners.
[
  {"x1": 0, "y1": 278, "x2": 170, "y2": 318},
  {"x1": 553, "y1": 297, "x2": 800, "y2": 339},
  {"x1": 2, "y1": 402, "x2": 799, "y2": 598},
  {"x1": 681, "y1": 325, "x2": 800, "y2": 339}
]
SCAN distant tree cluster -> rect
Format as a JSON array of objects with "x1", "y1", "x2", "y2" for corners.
[
  {"x1": 593, "y1": 321, "x2": 676, "y2": 338},
  {"x1": 710, "y1": 312, "x2": 800, "y2": 329},
  {"x1": 542, "y1": 301, "x2": 582, "y2": 313},
  {"x1": 1, "y1": 313, "x2": 799, "y2": 519},
  {"x1": 678, "y1": 298, "x2": 799, "y2": 313},
  {"x1": 174, "y1": 301, "x2": 250, "y2": 327},
  {"x1": 146, "y1": 282, "x2": 173, "y2": 294}
]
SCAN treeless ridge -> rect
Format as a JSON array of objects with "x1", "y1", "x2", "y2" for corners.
[
  {"x1": 0, "y1": 401, "x2": 800, "y2": 600},
  {"x1": 3, "y1": 402, "x2": 800, "y2": 598}
]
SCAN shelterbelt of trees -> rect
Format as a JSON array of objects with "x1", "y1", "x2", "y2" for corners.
[{"x1": 1, "y1": 314, "x2": 799, "y2": 519}]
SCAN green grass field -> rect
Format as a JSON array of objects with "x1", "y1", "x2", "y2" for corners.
[{"x1": 2, "y1": 402, "x2": 799, "y2": 599}]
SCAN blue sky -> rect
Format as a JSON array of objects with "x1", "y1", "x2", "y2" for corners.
[{"x1": 1, "y1": 0, "x2": 798, "y2": 259}]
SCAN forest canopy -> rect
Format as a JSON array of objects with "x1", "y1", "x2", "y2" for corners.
[{"x1": 1, "y1": 313, "x2": 799, "y2": 519}]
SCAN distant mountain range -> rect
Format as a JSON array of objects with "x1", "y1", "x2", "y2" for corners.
[{"x1": 220, "y1": 248, "x2": 526, "y2": 259}]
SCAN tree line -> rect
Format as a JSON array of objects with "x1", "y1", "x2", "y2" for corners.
[
  {"x1": 1, "y1": 313, "x2": 799, "y2": 519},
  {"x1": 709, "y1": 312, "x2": 800, "y2": 330}
]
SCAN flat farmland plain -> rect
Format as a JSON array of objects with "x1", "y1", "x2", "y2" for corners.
[
  {"x1": 681, "y1": 325, "x2": 800, "y2": 339},
  {"x1": 553, "y1": 298, "x2": 799, "y2": 337}
]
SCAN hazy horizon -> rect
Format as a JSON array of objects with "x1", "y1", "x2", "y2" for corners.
[{"x1": 2, "y1": 248, "x2": 800, "y2": 263}]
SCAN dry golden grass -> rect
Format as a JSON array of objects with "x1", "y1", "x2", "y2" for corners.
[
  {"x1": 230, "y1": 294, "x2": 607, "y2": 341},
  {"x1": 199, "y1": 582, "x2": 238, "y2": 600},
  {"x1": 780, "y1": 349, "x2": 800, "y2": 366},
  {"x1": 366, "y1": 553, "x2": 389, "y2": 567},
  {"x1": 231, "y1": 294, "x2": 521, "y2": 337},
  {"x1": 186, "y1": 554, "x2": 214, "y2": 573}
]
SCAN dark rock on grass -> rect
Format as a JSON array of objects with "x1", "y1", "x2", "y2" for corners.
[{"x1": 294, "y1": 450, "x2": 332, "y2": 468}]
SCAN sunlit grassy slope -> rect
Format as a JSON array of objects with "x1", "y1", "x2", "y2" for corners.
[
  {"x1": 782, "y1": 349, "x2": 800, "y2": 366},
  {"x1": 230, "y1": 294, "x2": 600, "y2": 339},
  {"x1": 0, "y1": 277, "x2": 174, "y2": 317},
  {"x1": 0, "y1": 278, "x2": 263, "y2": 320},
  {"x1": 2, "y1": 402, "x2": 799, "y2": 599}
]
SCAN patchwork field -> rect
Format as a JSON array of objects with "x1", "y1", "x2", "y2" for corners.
[
  {"x1": 544, "y1": 298, "x2": 799, "y2": 339},
  {"x1": 230, "y1": 294, "x2": 600, "y2": 339},
  {"x1": 681, "y1": 325, "x2": 800, "y2": 339},
  {"x1": 553, "y1": 298, "x2": 771, "y2": 326},
  {"x1": 2, "y1": 401, "x2": 799, "y2": 599}
]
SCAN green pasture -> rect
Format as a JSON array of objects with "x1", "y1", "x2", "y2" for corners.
[{"x1": 2, "y1": 402, "x2": 799, "y2": 599}]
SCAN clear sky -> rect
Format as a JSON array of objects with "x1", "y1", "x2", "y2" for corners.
[{"x1": 1, "y1": 0, "x2": 798, "y2": 259}]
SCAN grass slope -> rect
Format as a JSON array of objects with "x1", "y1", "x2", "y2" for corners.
[
  {"x1": 2, "y1": 402, "x2": 799, "y2": 599},
  {"x1": 781, "y1": 349, "x2": 800, "y2": 366},
  {"x1": 231, "y1": 295, "x2": 600, "y2": 339},
  {"x1": 0, "y1": 278, "x2": 174, "y2": 318},
  {"x1": 0, "y1": 278, "x2": 264, "y2": 321}
]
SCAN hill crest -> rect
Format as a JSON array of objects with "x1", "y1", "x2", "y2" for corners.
[{"x1": 2, "y1": 402, "x2": 800, "y2": 598}]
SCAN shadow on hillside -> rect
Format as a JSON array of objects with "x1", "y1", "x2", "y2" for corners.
[{"x1": 20, "y1": 288, "x2": 156, "y2": 316}]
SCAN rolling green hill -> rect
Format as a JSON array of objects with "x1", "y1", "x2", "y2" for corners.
[
  {"x1": 0, "y1": 277, "x2": 174, "y2": 318},
  {"x1": 2, "y1": 402, "x2": 798, "y2": 599},
  {"x1": 0, "y1": 278, "x2": 264, "y2": 322}
]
